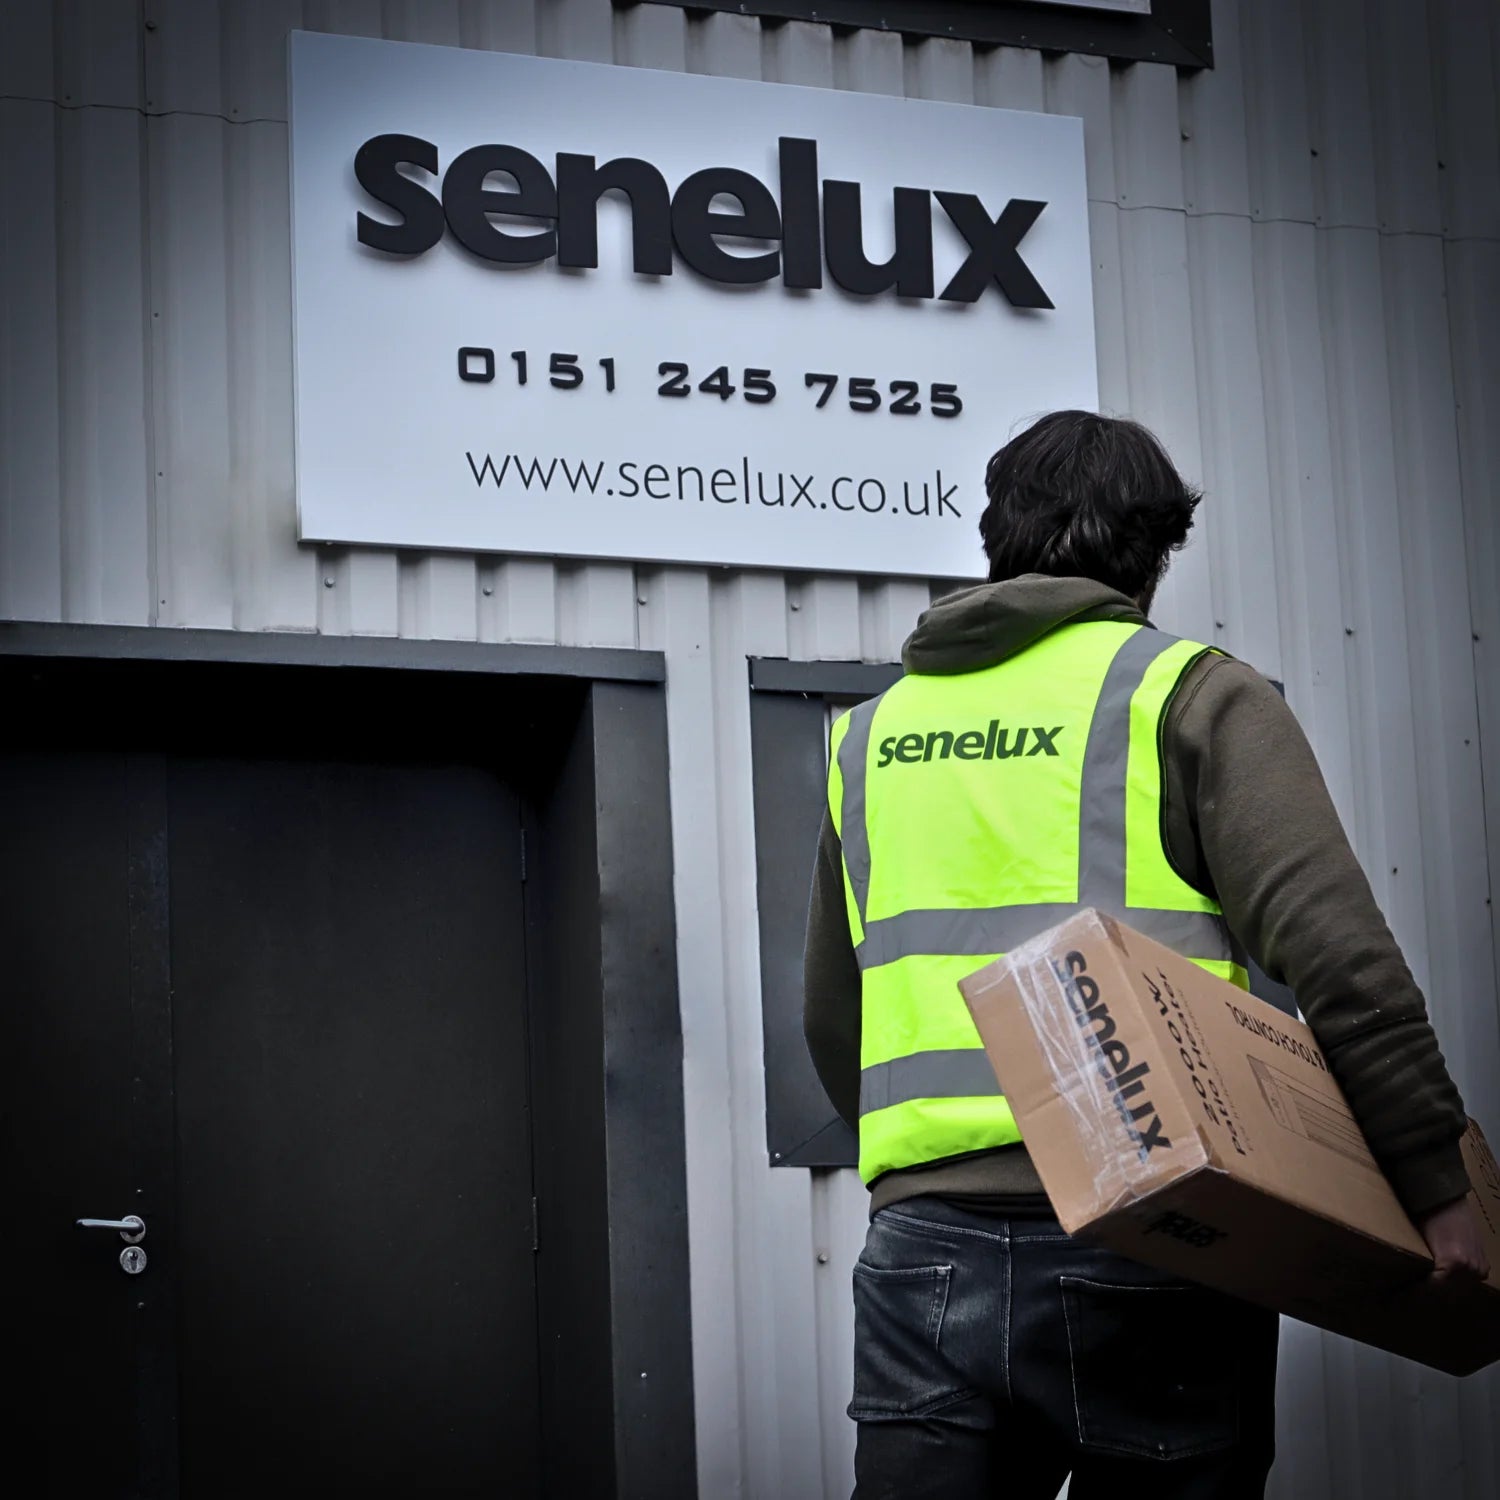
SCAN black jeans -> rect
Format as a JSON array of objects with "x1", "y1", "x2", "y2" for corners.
[{"x1": 849, "y1": 1197, "x2": 1278, "y2": 1500}]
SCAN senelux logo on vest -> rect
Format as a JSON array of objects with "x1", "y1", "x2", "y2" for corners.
[
  {"x1": 352, "y1": 135, "x2": 1053, "y2": 307},
  {"x1": 1055, "y1": 950, "x2": 1172, "y2": 1162},
  {"x1": 876, "y1": 724, "x2": 1063, "y2": 767}
]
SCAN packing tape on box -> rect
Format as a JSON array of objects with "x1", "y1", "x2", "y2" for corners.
[{"x1": 1005, "y1": 928, "x2": 1167, "y2": 1215}]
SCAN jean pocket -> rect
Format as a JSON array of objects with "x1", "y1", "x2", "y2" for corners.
[
  {"x1": 848, "y1": 1262, "x2": 960, "y2": 1419},
  {"x1": 1059, "y1": 1275, "x2": 1239, "y2": 1460}
]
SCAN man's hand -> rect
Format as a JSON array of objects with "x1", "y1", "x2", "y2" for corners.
[{"x1": 1416, "y1": 1195, "x2": 1490, "y2": 1288}]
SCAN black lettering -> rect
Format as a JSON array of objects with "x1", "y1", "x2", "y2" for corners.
[
  {"x1": 442, "y1": 144, "x2": 557, "y2": 264},
  {"x1": 617, "y1": 461, "x2": 640, "y2": 498},
  {"x1": 934, "y1": 470, "x2": 960, "y2": 517},
  {"x1": 1145, "y1": 1211, "x2": 1189, "y2": 1238},
  {"x1": 1144, "y1": 1210, "x2": 1225, "y2": 1248},
  {"x1": 458, "y1": 346, "x2": 495, "y2": 382},
  {"x1": 876, "y1": 736, "x2": 897, "y2": 769},
  {"x1": 711, "y1": 468, "x2": 737, "y2": 503},
  {"x1": 558, "y1": 458, "x2": 603, "y2": 493},
  {"x1": 924, "y1": 730, "x2": 954, "y2": 762},
  {"x1": 355, "y1": 134, "x2": 443, "y2": 255},
  {"x1": 1136, "y1": 1115, "x2": 1173, "y2": 1154},
  {"x1": 1114, "y1": 1059, "x2": 1150, "y2": 1102},
  {"x1": 953, "y1": 731, "x2": 985, "y2": 760},
  {"x1": 831, "y1": 477, "x2": 856, "y2": 512},
  {"x1": 756, "y1": 471, "x2": 785, "y2": 507},
  {"x1": 778, "y1": 138, "x2": 822, "y2": 289},
  {"x1": 671, "y1": 167, "x2": 781, "y2": 285},
  {"x1": 894, "y1": 733, "x2": 924, "y2": 764},
  {"x1": 1084, "y1": 1000, "x2": 1117, "y2": 1047},
  {"x1": 643, "y1": 464, "x2": 670, "y2": 500},
  {"x1": 355, "y1": 134, "x2": 1061, "y2": 315},
  {"x1": 789, "y1": 473, "x2": 816, "y2": 508},
  {"x1": 824, "y1": 182, "x2": 934, "y2": 297},
  {"x1": 677, "y1": 465, "x2": 705, "y2": 503},
  {"x1": 993, "y1": 727, "x2": 1029, "y2": 759},
  {"x1": 936, "y1": 194, "x2": 1052, "y2": 308},
  {"x1": 465, "y1": 452, "x2": 505, "y2": 486},
  {"x1": 556, "y1": 154, "x2": 673, "y2": 274}
]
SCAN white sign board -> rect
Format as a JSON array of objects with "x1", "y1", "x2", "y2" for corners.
[{"x1": 289, "y1": 32, "x2": 1096, "y2": 578}]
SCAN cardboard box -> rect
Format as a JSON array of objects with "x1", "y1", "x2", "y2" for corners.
[{"x1": 957, "y1": 909, "x2": 1500, "y2": 1376}]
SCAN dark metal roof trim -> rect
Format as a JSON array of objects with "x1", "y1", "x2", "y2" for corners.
[
  {"x1": 749, "y1": 656, "x2": 902, "y2": 698},
  {"x1": 631, "y1": 1, "x2": 1214, "y2": 70},
  {"x1": 0, "y1": 621, "x2": 666, "y2": 684}
]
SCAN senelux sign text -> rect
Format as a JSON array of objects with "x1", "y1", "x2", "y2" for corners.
[{"x1": 353, "y1": 134, "x2": 1053, "y2": 307}]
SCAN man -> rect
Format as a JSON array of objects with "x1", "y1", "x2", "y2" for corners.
[{"x1": 804, "y1": 410, "x2": 1488, "y2": 1498}]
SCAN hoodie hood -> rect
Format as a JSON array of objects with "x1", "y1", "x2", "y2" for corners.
[{"x1": 901, "y1": 574, "x2": 1148, "y2": 675}]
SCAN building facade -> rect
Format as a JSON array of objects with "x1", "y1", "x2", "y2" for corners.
[{"x1": 3, "y1": 0, "x2": 1497, "y2": 1495}]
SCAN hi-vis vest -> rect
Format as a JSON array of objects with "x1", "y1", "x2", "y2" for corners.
[{"x1": 828, "y1": 620, "x2": 1250, "y2": 1186}]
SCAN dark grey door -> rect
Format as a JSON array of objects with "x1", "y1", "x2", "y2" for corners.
[{"x1": 7, "y1": 741, "x2": 539, "y2": 1496}]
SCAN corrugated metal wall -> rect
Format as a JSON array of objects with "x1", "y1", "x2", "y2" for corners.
[{"x1": 2, "y1": 0, "x2": 1497, "y2": 1494}]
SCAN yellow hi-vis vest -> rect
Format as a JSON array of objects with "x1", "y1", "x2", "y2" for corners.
[{"x1": 828, "y1": 619, "x2": 1251, "y2": 1186}]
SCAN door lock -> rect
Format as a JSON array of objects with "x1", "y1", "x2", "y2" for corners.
[{"x1": 119, "y1": 1245, "x2": 147, "y2": 1275}]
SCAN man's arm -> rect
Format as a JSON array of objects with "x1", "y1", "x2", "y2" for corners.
[
  {"x1": 803, "y1": 808, "x2": 863, "y2": 1129},
  {"x1": 1163, "y1": 655, "x2": 1472, "y2": 1218}
]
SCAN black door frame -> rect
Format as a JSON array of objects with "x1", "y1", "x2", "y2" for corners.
[{"x1": 0, "y1": 621, "x2": 697, "y2": 1500}]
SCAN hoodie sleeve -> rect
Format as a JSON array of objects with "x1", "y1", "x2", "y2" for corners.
[
  {"x1": 1161, "y1": 655, "x2": 1470, "y2": 1219},
  {"x1": 803, "y1": 807, "x2": 864, "y2": 1129}
]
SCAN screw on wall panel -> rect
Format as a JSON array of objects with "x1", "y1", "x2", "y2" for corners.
[
  {"x1": 789, "y1": 602, "x2": 800, "y2": 611},
  {"x1": 817, "y1": 1251, "x2": 829, "y2": 1264},
  {"x1": 324, "y1": 576, "x2": 336, "y2": 588},
  {"x1": 773, "y1": 1151, "x2": 782, "y2": 1161},
  {"x1": 637, "y1": 595, "x2": 648, "y2": 605},
  {"x1": 482, "y1": 585, "x2": 493, "y2": 596},
  {"x1": 1345, "y1": 627, "x2": 1354, "y2": 635}
]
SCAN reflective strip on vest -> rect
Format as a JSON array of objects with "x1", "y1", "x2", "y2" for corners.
[
  {"x1": 838, "y1": 625, "x2": 1242, "y2": 1127},
  {"x1": 858, "y1": 1048, "x2": 1003, "y2": 1117}
]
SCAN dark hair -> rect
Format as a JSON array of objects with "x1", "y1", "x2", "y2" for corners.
[{"x1": 979, "y1": 410, "x2": 1201, "y2": 602}]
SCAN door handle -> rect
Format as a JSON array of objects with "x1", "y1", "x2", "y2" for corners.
[{"x1": 76, "y1": 1215, "x2": 146, "y2": 1244}]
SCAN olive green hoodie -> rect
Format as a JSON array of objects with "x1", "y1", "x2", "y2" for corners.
[{"x1": 803, "y1": 575, "x2": 1470, "y2": 1219}]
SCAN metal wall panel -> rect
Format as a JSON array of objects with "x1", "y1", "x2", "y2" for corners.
[{"x1": 2, "y1": 0, "x2": 1497, "y2": 1493}]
